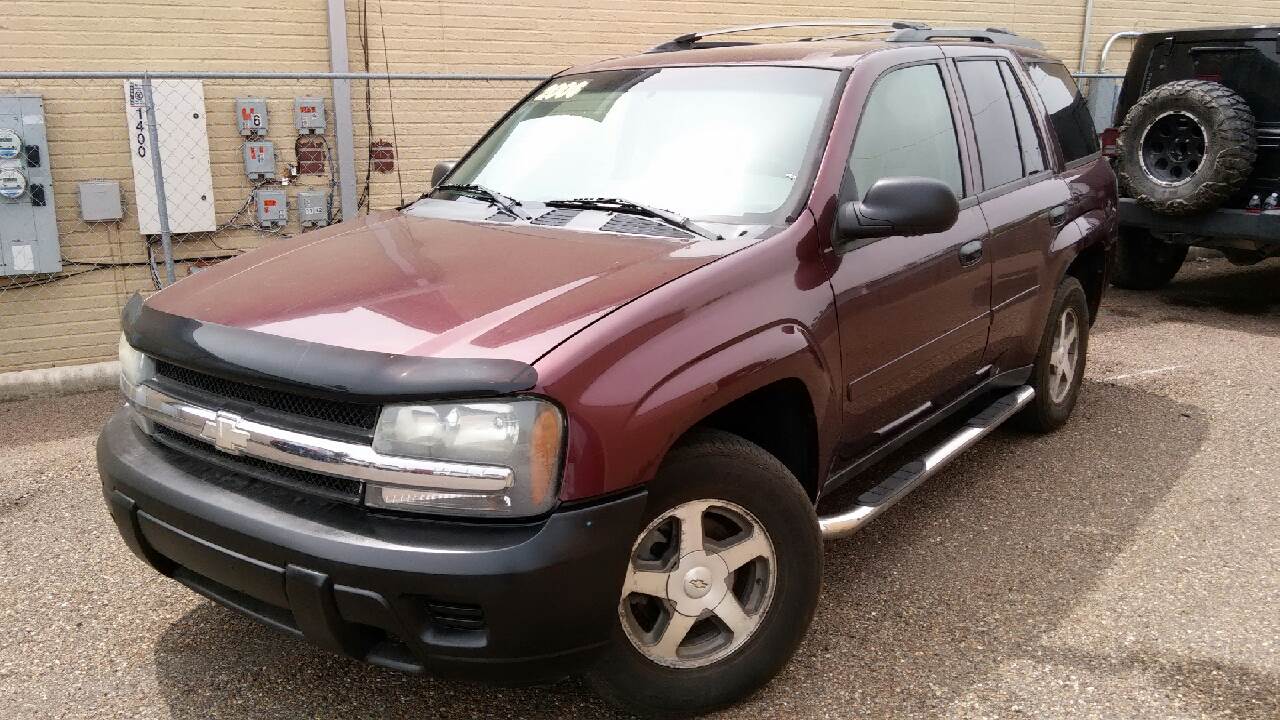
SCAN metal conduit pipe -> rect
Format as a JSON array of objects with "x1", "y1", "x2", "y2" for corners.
[
  {"x1": 1098, "y1": 30, "x2": 1143, "y2": 72},
  {"x1": 1078, "y1": 0, "x2": 1097, "y2": 72}
]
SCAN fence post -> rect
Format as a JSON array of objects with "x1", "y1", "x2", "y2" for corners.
[
  {"x1": 140, "y1": 74, "x2": 176, "y2": 285},
  {"x1": 327, "y1": 0, "x2": 359, "y2": 219}
]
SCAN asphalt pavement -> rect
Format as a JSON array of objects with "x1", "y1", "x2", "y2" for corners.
[{"x1": 1, "y1": 256, "x2": 1276, "y2": 719}]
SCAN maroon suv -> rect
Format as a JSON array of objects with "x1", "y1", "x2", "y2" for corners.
[{"x1": 99, "y1": 21, "x2": 1117, "y2": 717}]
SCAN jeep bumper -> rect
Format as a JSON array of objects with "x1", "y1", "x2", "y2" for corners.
[{"x1": 97, "y1": 409, "x2": 647, "y2": 682}]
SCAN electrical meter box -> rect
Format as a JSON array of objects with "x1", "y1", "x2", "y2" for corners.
[
  {"x1": 235, "y1": 97, "x2": 268, "y2": 136},
  {"x1": 296, "y1": 189, "x2": 329, "y2": 228},
  {"x1": 293, "y1": 97, "x2": 326, "y2": 134},
  {"x1": 254, "y1": 187, "x2": 288, "y2": 228},
  {"x1": 0, "y1": 95, "x2": 60, "y2": 277},
  {"x1": 243, "y1": 140, "x2": 276, "y2": 180}
]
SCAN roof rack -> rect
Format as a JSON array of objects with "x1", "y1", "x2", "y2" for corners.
[
  {"x1": 646, "y1": 20, "x2": 917, "y2": 53},
  {"x1": 646, "y1": 20, "x2": 1043, "y2": 53},
  {"x1": 885, "y1": 26, "x2": 1044, "y2": 49}
]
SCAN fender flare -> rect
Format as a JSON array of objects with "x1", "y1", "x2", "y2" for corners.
[{"x1": 621, "y1": 320, "x2": 836, "y2": 488}]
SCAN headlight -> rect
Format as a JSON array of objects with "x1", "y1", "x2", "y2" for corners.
[
  {"x1": 117, "y1": 333, "x2": 154, "y2": 389},
  {"x1": 367, "y1": 399, "x2": 563, "y2": 517}
]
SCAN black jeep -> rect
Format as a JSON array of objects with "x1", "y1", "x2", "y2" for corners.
[{"x1": 1108, "y1": 24, "x2": 1280, "y2": 288}]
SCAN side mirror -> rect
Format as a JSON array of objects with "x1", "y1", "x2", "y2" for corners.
[
  {"x1": 835, "y1": 176, "x2": 960, "y2": 246},
  {"x1": 431, "y1": 161, "x2": 456, "y2": 188}
]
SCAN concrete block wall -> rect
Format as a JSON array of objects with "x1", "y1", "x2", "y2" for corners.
[{"x1": 0, "y1": 0, "x2": 1275, "y2": 375}]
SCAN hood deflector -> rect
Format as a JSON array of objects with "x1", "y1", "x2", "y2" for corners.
[{"x1": 121, "y1": 294, "x2": 538, "y2": 403}]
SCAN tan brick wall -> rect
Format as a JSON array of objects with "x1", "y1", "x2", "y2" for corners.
[{"x1": 0, "y1": 1, "x2": 1275, "y2": 374}]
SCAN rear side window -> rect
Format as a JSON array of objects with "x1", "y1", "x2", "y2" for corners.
[
  {"x1": 1026, "y1": 62, "x2": 1100, "y2": 163},
  {"x1": 957, "y1": 60, "x2": 1023, "y2": 190},
  {"x1": 849, "y1": 63, "x2": 964, "y2": 199},
  {"x1": 1000, "y1": 63, "x2": 1046, "y2": 175}
]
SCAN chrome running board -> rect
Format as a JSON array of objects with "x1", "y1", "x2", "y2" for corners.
[{"x1": 818, "y1": 385, "x2": 1035, "y2": 540}]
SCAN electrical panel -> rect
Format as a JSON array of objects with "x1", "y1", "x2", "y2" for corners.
[
  {"x1": 235, "y1": 97, "x2": 268, "y2": 136},
  {"x1": 0, "y1": 95, "x2": 60, "y2": 277},
  {"x1": 296, "y1": 189, "x2": 329, "y2": 228},
  {"x1": 254, "y1": 187, "x2": 287, "y2": 228},
  {"x1": 293, "y1": 97, "x2": 326, "y2": 134},
  {"x1": 243, "y1": 140, "x2": 276, "y2": 180},
  {"x1": 78, "y1": 180, "x2": 123, "y2": 221},
  {"x1": 123, "y1": 79, "x2": 216, "y2": 234}
]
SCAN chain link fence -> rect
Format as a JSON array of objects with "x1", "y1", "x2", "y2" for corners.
[{"x1": 0, "y1": 71, "x2": 545, "y2": 374}]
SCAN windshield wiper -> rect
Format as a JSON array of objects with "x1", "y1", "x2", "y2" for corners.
[
  {"x1": 545, "y1": 197, "x2": 722, "y2": 241},
  {"x1": 432, "y1": 183, "x2": 530, "y2": 220}
]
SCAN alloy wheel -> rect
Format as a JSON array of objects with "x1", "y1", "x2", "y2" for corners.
[
  {"x1": 1048, "y1": 306, "x2": 1080, "y2": 404},
  {"x1": 618, "y1": 499, "x2": 776, "y2": 669},
  {"x1": 1139, "y1": 111, "x2": 1206, "y2": 187}
]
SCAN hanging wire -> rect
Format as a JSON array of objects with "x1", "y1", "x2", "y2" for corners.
[{"x1": 378, "y1": 0, "x2": 407, "y2": 207}]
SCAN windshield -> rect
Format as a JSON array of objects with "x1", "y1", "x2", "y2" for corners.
[{"x1": 444, "y1": 66, "x2": 842, "y2": 224}]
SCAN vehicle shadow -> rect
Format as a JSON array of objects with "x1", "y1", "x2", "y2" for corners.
[
  {"x1": 760, "y1": 380, "x2": 1220, "y2": 718},
  {"x1": 1099, "y1": 258, "x2": 1280, "y2": 338},
  {"x1": 150, "y1": 381, "x2": 1212, "y2": 719}
]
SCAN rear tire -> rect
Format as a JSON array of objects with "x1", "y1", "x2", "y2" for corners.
[
  {"x1": 1015, "y1": 277, "x2": 1089, "y2": 433},
  {"x1": 1111, "y1": 227, "x2": 1188, "y2": 290},
  {"x1": 588, "y1": 429, "x2": 822, "y2": 718}
]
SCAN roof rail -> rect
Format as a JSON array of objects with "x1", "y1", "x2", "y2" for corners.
[
  {"x1": 646, "y1": 19, "x2": 922, "y2": 53},
  {"x1": 646, "y1": 20, "x2": 1044, "y2": 53},
  {"x1": 885, "y1": 26, "x2": 1045, "y2": 49}
]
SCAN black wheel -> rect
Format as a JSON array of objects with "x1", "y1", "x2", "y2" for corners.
[
  {"x1": 1117, "y1": 80, "x2": 1256, "y2": 216},
  {"x1": 1016, "y1": 277, "x2": 1089, "y2": 433},
  {"x1": 1111, "y1": 227, "x2": 1188, "y2": 290},
  {"x1": 588, "y1": 429, "x2": 822, "y2": 718}
]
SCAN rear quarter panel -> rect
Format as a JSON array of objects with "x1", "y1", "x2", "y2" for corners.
[
  {"x1": 1004, "y1": 48, "x2": 1119, "y2": 363},
  {"x1": 1008, "y1": 155, "x2": 1116, "y2": 365}
]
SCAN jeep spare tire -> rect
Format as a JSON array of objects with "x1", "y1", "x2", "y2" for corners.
[{"x1": 1117, "y1": 80, "x2": 1256, "y2": 215}]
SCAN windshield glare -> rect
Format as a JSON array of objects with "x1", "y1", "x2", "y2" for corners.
[{"x1": 445, "y1": 66, "x2": 841, "y2": 224}]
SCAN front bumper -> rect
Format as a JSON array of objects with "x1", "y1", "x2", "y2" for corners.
[{"x1": 97, "y1": 409, "x2": 647, "y2": 682}]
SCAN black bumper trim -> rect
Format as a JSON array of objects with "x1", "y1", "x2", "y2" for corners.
[
  {"x1": 1120, "y1": 198, "x2": 1280, "y2": 244},
  {"x1": 99, "y1": 410, "x2": 648, "y2": 681}
]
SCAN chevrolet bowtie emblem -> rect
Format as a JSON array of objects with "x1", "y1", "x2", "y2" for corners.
[{"x1": 201, "y1": 411, "x2": 251, "y2": 455}]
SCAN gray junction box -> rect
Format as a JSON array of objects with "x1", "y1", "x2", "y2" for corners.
[
  {"x1": 254, "y1": 187, "x2": 288, "y2": 228},
  {"x1": 296, "y1": 189, "x2": 329, "y2": 227},
  {"x1": 293, "y1": 97, "x2": 326, "y2": 134},
  {"x1": 0, "y1": 95, "x2": 61, "y2": 277},
  {"x1": 78, "y1": 180, "x2": 124, "y2": 221},
  {"x1": 235, "y1": 97, "x2": 268, "y2": 136},
  {"x1": 243, "y1": 140, "x2": 276, "y2": 180}
]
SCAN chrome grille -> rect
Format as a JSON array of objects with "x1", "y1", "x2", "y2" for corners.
[
  {"x1": 153, "y1": 424, "x2": 364, "y2": 503},
  {"x1": 155, "y1": 360, "x2": 380, "y2": 432}
]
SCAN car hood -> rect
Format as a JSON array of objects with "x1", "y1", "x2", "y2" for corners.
[{"x1": 145, "y1": 211, "x2": 725, "y2": 364}]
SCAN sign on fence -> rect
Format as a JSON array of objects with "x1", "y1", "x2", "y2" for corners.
[{"x1": 124, "y1": 79, "x2": 217, "y2": 235}]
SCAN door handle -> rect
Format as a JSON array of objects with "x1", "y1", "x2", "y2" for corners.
[
  {"x1": 1049, "y1": 204, "x2": 1069, "y2": 227},
  {"x1": 958, "y1": 239, "x2": 983, "y2": 267}
]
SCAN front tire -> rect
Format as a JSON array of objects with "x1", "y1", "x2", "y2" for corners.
[
  {"x1": 1016, "y1": 277, "x2": 1090, "y2": 433},
  {"x1": 588, "y1": 430, "x2": 822, "y2": 717}
]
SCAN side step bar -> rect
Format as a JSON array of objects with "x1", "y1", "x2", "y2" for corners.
[{"x1": 818, "y1": 385, "x2": 1035, "y2": 540}]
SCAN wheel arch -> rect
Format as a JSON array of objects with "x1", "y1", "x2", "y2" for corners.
[
  {"x1": 1063, "y1": 238, "x2": 1110, "y2": 323},
  {"x1": 683, "y1": 377, "x2": 822, "y2": 501},
  {"x1": 634, "y1": 322, "x2": 834, "y2": 503}
]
